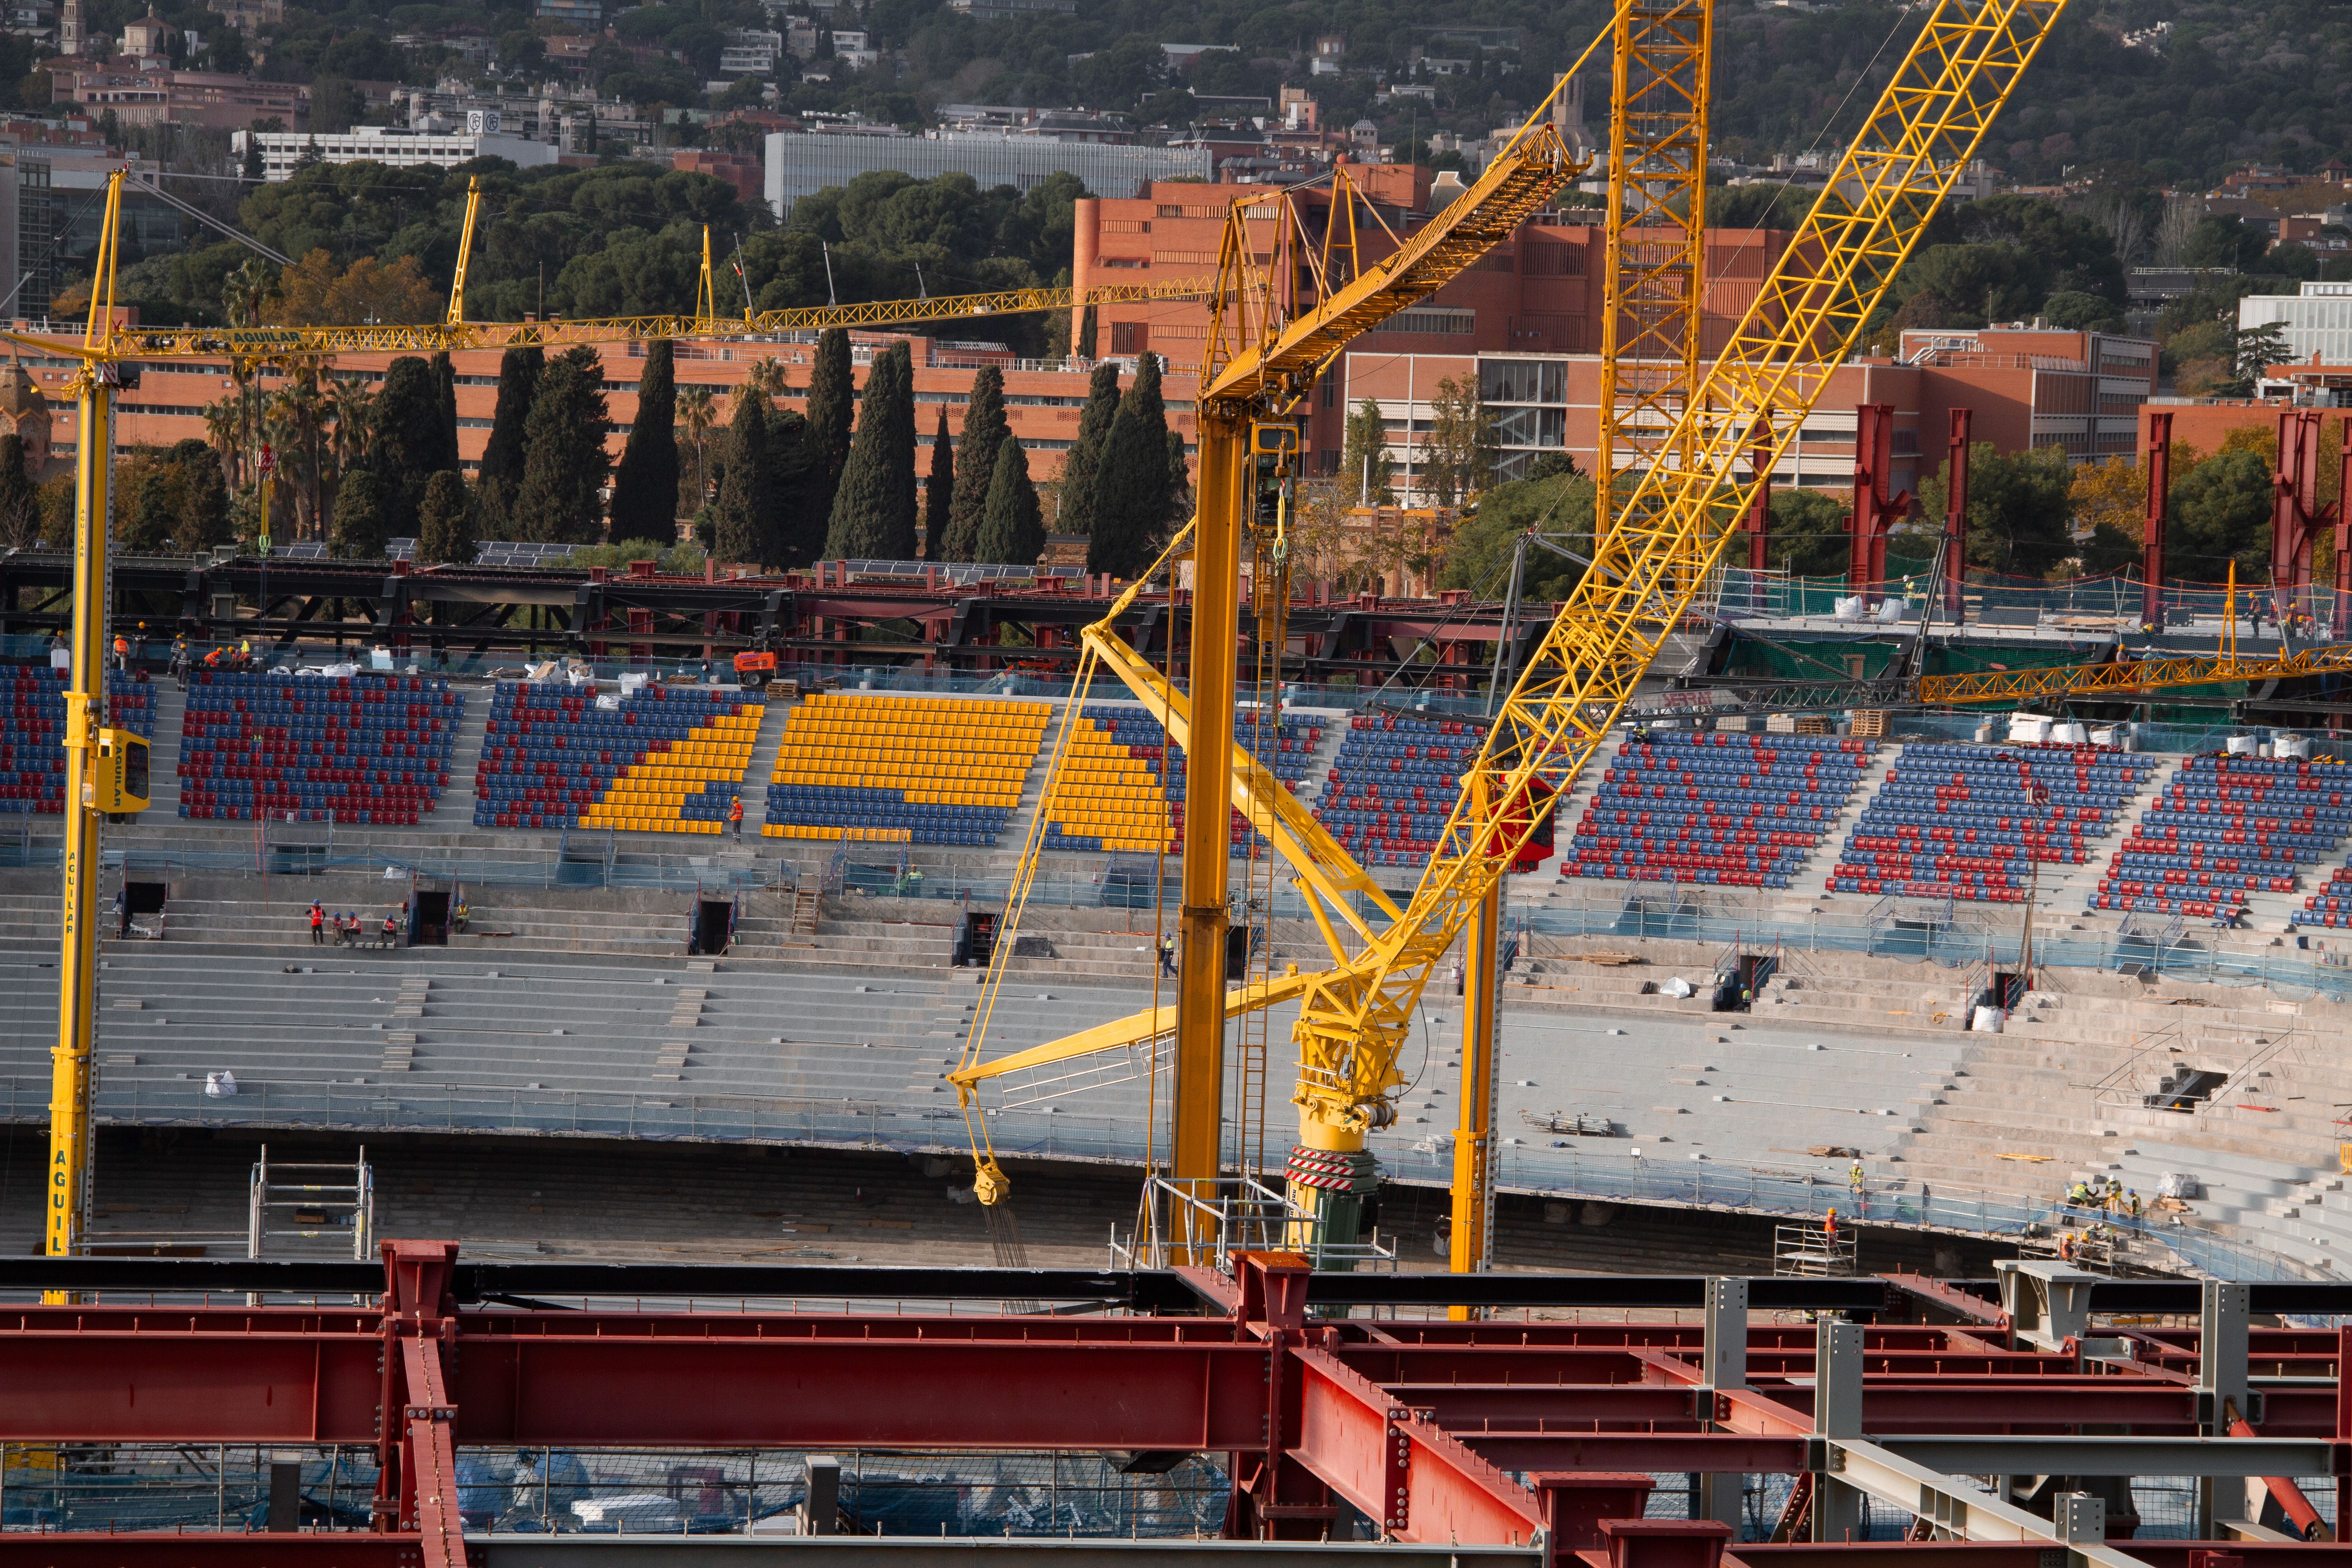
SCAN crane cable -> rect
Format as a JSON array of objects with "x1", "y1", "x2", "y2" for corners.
[{"x1": 956, "y1": 519, "x2": 1200, "y2": 1207}]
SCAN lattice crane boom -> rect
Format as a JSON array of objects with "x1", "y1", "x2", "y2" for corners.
[{"x1": 1269, "y1": 0, "x2": 2069, "y2": 1197}]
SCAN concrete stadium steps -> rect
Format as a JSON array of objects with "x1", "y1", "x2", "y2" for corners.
[
  {"x1": 737, "y1": 695, "x2": 797, "y2": 829},
  {"x1": 1882, "y1": 978, "x2": 2352, "y2": 1206},
  {"x1": 421, "y1": 692, "x2": 493, "y2": 828},
  {"x1": 142, "y1": 684, "x2": 186, "y2": 814},
  {"x1": 0, "y1": 946, "x2": 1159, "y2": 1117}
]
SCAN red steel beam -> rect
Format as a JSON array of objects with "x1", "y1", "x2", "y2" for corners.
[{"x1": 1291, "y1": 1345, "x2": 1547, "y2": 1548}]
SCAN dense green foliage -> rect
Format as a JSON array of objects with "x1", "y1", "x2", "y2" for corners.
[{"x1": 416, "y1": 469, "x2": 475, "y2": 565}]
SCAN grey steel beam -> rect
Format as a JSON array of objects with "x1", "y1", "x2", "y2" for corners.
[
  {"x1": 1878, "y1": 1437, "x2": 2337, "y2": 1478},
  {"x1": 1825, "y1": 1439, "x2": 2148, "y2": 1568}
]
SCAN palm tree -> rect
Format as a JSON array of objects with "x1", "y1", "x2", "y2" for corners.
[
  {"x1": 744, "y1": 357, "x2": 788, "y2": 397},
  {"x1": 272, "y1": 370, "x2": 328, "y2": 538},
  {"x1": 325, "y1": 377, "x2": 374, "y2": 472},
  {"x1": 201, "y1": 396, "x2": 240, "y2": 489},
  {"x1": 676, "y1": 384, "x2": 716, "y2": 512}
]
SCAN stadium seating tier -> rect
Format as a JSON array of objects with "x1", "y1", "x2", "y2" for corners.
[
  {"x1": 1829, "y1": 742, "x2": 2160, "y2": 902},
  {"x1": 764, "y1": 694, "x2": 1048, "y2": 846},
  {"x1": 1566, "y1": 731, "x2": 1877, "y2": 889},
  {"x1": 178, "y1": 671, "x2": 458, "y2": 825},
  {"x1": 476, "y1": 681, "x2": 758, "y2": 834}
]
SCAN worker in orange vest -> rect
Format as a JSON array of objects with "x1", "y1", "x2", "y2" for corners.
[
  {"x1": 1823, "y1": 1207, "x2": 1838, "y2": 1236},
  {"x1": 728, "y1": 795, "x2": 745, "y2": 840}
]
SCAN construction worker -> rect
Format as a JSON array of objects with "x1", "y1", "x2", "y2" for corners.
[
  {"x1": 728, "y1": 795, "x2": 745, "y2": 841},
  {"x1": 1823, "y1": 1206, "x2": 1838, "y2": 1237},
  {"x1": 380, "y1": 909, "x2": 400, "y2": 948},
  {"x1": 1158, "y1": 932, "x2": 1176, "y2": 976},
  {"x1": 2127, "y1": 1190, "x2": 2142, "y2": 1223},
  {"x1": 308, "y1": 901, "x2": 325, "y2": 945},
  {"x1": 111, "y1": 634, "x2": 127, "y2": 671},
  {"x1": 1849, "y1": 1160, "x2": 1866, "y2": 1194}
]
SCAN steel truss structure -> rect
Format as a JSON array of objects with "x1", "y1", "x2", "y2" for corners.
[{"x1": 5, "y1": 1247, "x2": 2351, "y2": 1568}]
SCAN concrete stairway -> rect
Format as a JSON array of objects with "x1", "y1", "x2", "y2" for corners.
[
  {"x1": 736, "y1": 692, "x2": 797, "y2": 833},
  {"x1": 420, "y1": 689, "x2": 491, "y2": 829},
  {"x1": 143, "y1": 683, "x2": 186, "y2": 815}
]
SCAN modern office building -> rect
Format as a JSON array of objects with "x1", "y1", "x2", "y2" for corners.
[{"x1": 763, "y1": 129, "x2": 1208, "y2": 218}]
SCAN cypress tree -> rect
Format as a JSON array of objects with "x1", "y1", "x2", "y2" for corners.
[
  {"x1": 804, "y1": 326, "x2": 854, "y2": 519},
  {"x1": 769, "y1": 404, "x2": 824, "y2": 568},
  {"x1": 711, "y1": 388, "x2": 773, "y2": 567},
  {"x1": 941, "y1": 363, "x2": 1007, "y2": 562},
  {"x1": 1056, "y1": 359, "x2": 1120, "y2": 536},
  {"x1": 923, "y1": 407, "x2": 953, "y2": 560},
  {"x1": 822, "y1": 342, "x2": 917, "y2": 560},
  {"x1": 330, "y1": 468, "x2": 390, "y2": 559},
  {"x1": 1086, "y1": 352, "x2": 1171, "y2": 578},
  {"x1": 609, "y1": 339, "x2": 679, "y2": 540},
  {"x1": 976, "y1": 436, "x2": 1044, "y2": 567},
  {"x1": 510, "y1": 344, "x2": 612, "y2": 545},
  {"x1": 371, "y1": 356, "x2": 445, "y2": 540},
  {"x1": 429, "y1": 350, "x2": 461, "y2": 473},
  {"x1": 416, "y1": 470, "x2": 475, "y2": 564},
  {"x1": 475, "y1": 346, "x2": 542, "y2": 539},
  {"x1": 1164, "y1": 428, "x2": 1192, "y2": 527}
]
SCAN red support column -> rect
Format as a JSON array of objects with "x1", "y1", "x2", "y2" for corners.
[
  {"x1": 2273, "y1": 407, "x2": 2328, "y2": 635},
  {"x1": 1942, "y1": 409, "x2": 1971, "y2": 621},
  {"x1": 1849, "y1": 404, "x2": 1911, "y2": 606},
  {"x1": 2143, "y1": 412, "x2": 2171, "y2": 633}
]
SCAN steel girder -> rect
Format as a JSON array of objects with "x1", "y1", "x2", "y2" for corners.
[{"x1": 3, "y1": 1249, "x2": 2352, "y2": 1568}]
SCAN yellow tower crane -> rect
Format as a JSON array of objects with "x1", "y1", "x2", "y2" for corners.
[
  {"x1": 22, "y1": 194, "x2": 1219, "y2": 1265},
  {"x1": 1596, "y1": 0, "x2": 1714, "y2": 545},
  {"x1": 952, "y1": 0, "x2": 2077, "y2": 1267}
]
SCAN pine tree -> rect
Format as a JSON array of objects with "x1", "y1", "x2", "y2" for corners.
[
  {"x1": 475, "y1": 346, "x2": 542, "y2": 539},
  {"x1": 923, "y1": 408, "x2": 953, "y2": 560},
  {"x1": 941, "y1": 363, "x2": 1007, "y2": 561},
  {"x1": 416, "y1": 470, "x2": 475, "y2": 564},
  {"x1": 371, "y1": 356, "x2": 445, "y2": 540},
  {"x1": 510, "y1": 344, "x2": 612, "y2": 545},
  {"x1": 803, "y1": 326, "x2": 854, "y2": 520},
  {"x1": 976, "y1": 436, "x2": 1044, "y2": 567},
  {"x1": 822, "y1": 342, "x2": 917, "y2": 560},
  {"x1": 428, "y1": 351, "x2": 461, "y2": 473},
  {"x1": 609, "y1": 339, "x2": 679, "y2": 540},
  {"x1": 1087, "y1": 352, "x2": 1171, "y2": 578},
  {"x1": 171, "y1": 438, "x2": 230, "y2": 554},
  {"x1": 711, "y1": 388, "x2": 773, "y2": 567},
  {"x1": 1055, "y1": 360, "x2": 1120, "y2": 536},
  {"x1": 330, "y1": 468, "x2": 389, "y2": 559}
]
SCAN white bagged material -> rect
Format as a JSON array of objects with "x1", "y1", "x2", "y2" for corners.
[{"x1": 1970, "y1": 1005, "x2": 2005, "y2": 1033}]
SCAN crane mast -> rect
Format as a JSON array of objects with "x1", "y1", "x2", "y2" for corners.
[{"x1": 1596, "y1": 0, "x2": 1714, "y2": 546}]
